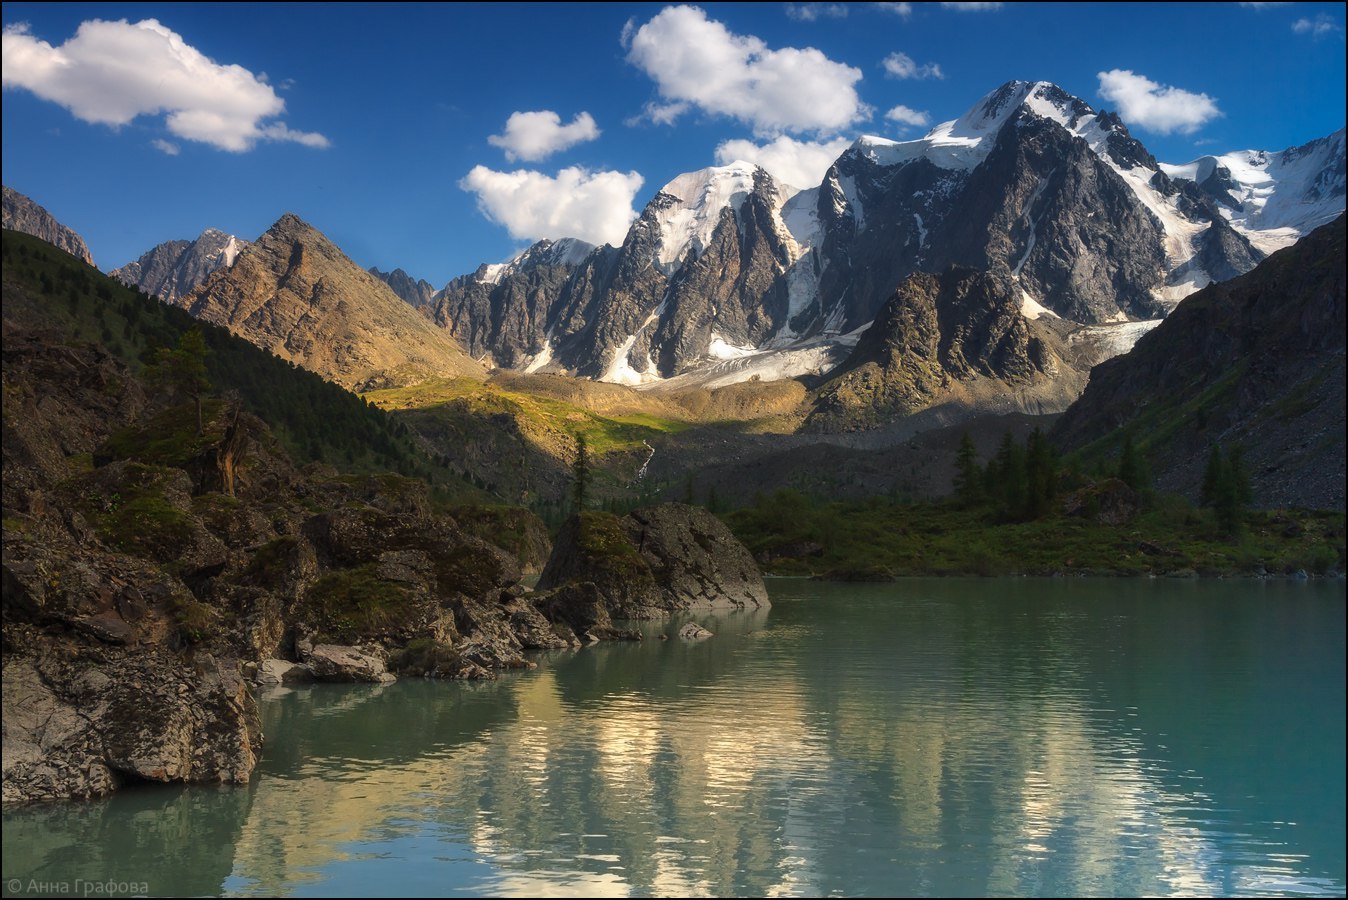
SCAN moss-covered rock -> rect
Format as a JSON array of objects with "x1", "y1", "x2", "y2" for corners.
[
  {"x1": 623, "y1": 503, "x2": 769, "y2": 610},
  {"x1": 297, "y1": 564, "x2": 417, "y2": 644},
  {"x1": 537, "y1": 504, "x2": 768, "y2": 619},
  {"x1": 537, "y1": 512, "x2": 662, "y2": 618},
  {"x1": 452, "y1": 504, "x2": 552, "y2": 574}
]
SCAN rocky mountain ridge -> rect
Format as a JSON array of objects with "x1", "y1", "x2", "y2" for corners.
[
  {"x1": 422, "y1": 81, "x2": 1335, "y2": 394},
  {"x1": 87, "y1": 81, "x2": 1347, "y2": 435},
  {"x1": 2, "y1": 185, "x2": 95, "y2": 266},
  {"x1": 370, "y1": 266, "x2": 437, "y2": 308},
  {"x1": 1160, "y1": 128, "x2": 1346, "y2": 255},
  {"x1": 807, "y1": 266, "x2": 1088, "y2": 432},
  {"x1": 177, "y1": 213, "x2": 486, "y2": 391}
]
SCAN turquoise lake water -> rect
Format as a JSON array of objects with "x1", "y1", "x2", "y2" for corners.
[{"x1": 3, "y1": 577, "x2": 1344, "y2": 897}]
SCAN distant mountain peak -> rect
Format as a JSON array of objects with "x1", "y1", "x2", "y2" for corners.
[
  {"x1": 844, "y1": 80, "x2": 1139, "y2": 175},
  {"x1": 113, "y1": 227, "x2": 251, "y2": 303},
  {"x1": 369, "y1": 266, "x2": 438, "y2": 307},
  {"x1": 471, "y1": 237, "x2": 598, "y2": 287},
  {"x1": 273, "y1": 211, "x2": 309, "y2": 231},
  {"x1": 1159, "y1": 127, "x2": 1346, "y2": 253}
]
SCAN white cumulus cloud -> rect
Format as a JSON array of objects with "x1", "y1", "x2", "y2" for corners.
[
  {"x1": 882, "y1": 52, "x2": 944, "y2": 80},
  {"x1": 1096, "y1": 69, "x2": 1221, "y2": 136},
  {"x1": 714, "y1": 135, "x2": 851, "y2": 189},
  {"x1": 460, "y1": 165, "x2": 644, "y2": 247},
  {"x1": 1, "y1": 19, "x2": 327, "y2": 152},
  {"x1": 885, "y1": 105, "x2": 930, "y2": 128},
  {"x1": 624, "y1": 4, "x2": 867, "y2": 136},
  {"x1": 1292, "y1": 14, "x2": 1343, "y2": 37},
  {"x1": 488, "y1": 110, "x2": 601, "y2": 162},
  {"x1": 941, "y1": 2, "x2": 1003, "y2": 10},
  {"x1": 151, "y1": 138, "x2": 180, "y2": 156}
]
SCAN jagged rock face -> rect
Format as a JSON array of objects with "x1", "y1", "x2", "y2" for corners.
[
  {"x1": 555, "y1": 199, "x2": 675, "y2": 380},
  {"x1": 807, "y1": 154, "x2": 954, "y2": 334},
  {"x1": 929, "y1": 114, "x2": 1169, "y2": 322},
  {"x1": 1053, "y1": 215, "x2": 1346, "y2": 510},
  {"x1": 369, "y1": 266, "x2": 436, "y2": 307},
  {"x1": 2, "y1": 185, "x2": 95, "y2": 266},
  {"x1": 808, "y1": 112, "x2": 1170, "y2": 331},
  {"x1": 430, "y1": 239, "x2": 595, "y2": 368},
  {"x1": 650, "y1": 171, "x2": 794, "y2": 374},
  {"x1": 432, "y1": 165, "x2": 802, "y2": 381},
  {"x1": 807, "y1": 267, "x2": 1079, "y2": 431},
  {"x1": 112, "y1": 229, "x2": 250, "y2": 303},
  {"x1": 181, "y1": 213, "x2": 484, "y2": 390}
]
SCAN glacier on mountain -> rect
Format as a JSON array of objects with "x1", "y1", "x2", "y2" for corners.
[{"x1": 1160, "y1": 128, "x2": 1346, "y2": 254}]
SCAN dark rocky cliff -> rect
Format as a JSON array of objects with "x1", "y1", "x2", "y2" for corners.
[
  {"x1": 807, "y1": 267, "x2": 1085, "y2": 431},
  {"x1": 1053, "y1": 215, "x2": 1346, "y2": 509}
]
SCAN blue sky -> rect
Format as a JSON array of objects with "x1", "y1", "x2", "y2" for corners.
[{"x1": 2, "y1": 2, "x2": 1344, "y2": 287}]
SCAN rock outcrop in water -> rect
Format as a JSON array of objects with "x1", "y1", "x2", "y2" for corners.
[
  {"x1": 2, "y1": 646, "x2": 260, "y2": 804},
  {"x1": 536, "y1": 505, "x2": 769, "y2": 620}
]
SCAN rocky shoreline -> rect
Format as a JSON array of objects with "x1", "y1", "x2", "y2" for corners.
[{"x1": 1, "y1": 323, "x2": 766, "y2": 804}]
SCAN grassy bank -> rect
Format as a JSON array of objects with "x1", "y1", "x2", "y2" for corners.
[{"x1": 724, "y1": 490, "x2": 1344, "y2": 578}]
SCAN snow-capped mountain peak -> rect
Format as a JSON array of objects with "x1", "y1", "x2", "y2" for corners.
[
  {"x1": 844, "y1": 81, "x2": 1102, "y2": 172},
  {"x1": 652, "y1": 161, "x2": 776, "y2": 273},
  {"x1": 1159, "y1": 128, "x2": 1347, "y2": 253},
  {"x1": 474, "y1": 236, "x2": 598, "y2": 285},
  {"x1": 429, "y1": 80, "x2": 1342, "y2": 396}
]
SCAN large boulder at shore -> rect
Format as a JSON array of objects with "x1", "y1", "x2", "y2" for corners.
[
  {"x1": 537, "y1": 504, "x2": 768, "y2": 620},
  {"x1": 532, "y1": 581, "x2": 643, "y2": 643},
  {"x1": 536, "y1": 512, "x2": 663, "y2": 618},
  {"x1": 2, "y1": 640, "x2": 260, "y2": 804},
  {"x1": 624, "y1": 504, "x2": 770, "y2": 611},
  {"x1": 306, "y1": 644, "x2": 396, "y2": 684}
]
